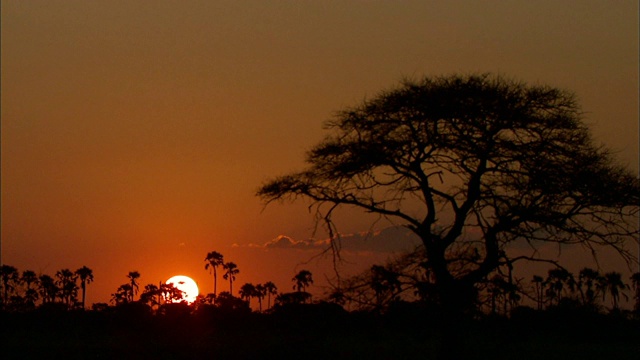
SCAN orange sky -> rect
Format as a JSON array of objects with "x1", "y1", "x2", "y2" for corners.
[{"x1": 2, "y1": 0, "x2": 638, "y2": 306}]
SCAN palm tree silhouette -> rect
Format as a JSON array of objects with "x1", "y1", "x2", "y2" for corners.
[
  {"x1": 600, "y1": 271, "x2": 629, "y2": 310},
  {"x1": 0, "y1": 265, "x2": 19, "y2": 309},
  {"x1": 75, "y1": 266, "x2": 94, "y2": 310},
  {"x1": 544, "y1": 268, "x2": 575, "y2": 306},
  {"x1": 263, "y1": 281, "x2": 278, "y2": 310},
  {"x1": 21, "y1": 270, "x2": 39, "y2": 309},
  {"x1": 531, "y1": 275, "x2": 544, "y2": 310},
  {"x1": 239, "y1": 283, "x2": 257, "y2": 308},
  {"x1": 292, "y1": 270, "x2": 313, "y2": 293},
  {"x1": 577, "y1": 268, "x2": 601, "y2": 306},
  {"x1": 38, "y1": 274, "x2": 58, "y2": 304},
  {"x1": 55, "y1": 269, "x2": 78, "y2": 308},
  {"x1": 255, "y1": 284, "x2": 266, "y2": 312},
  {"x1": 222, "y1": 262, "x2": 239, "y2": 295},
  {"x1": 127, "y1": 271, "x2": 141, "y2": 302},
  {"x1": 204, "y1": 251, "x2": 224, "y2": 298},
  {"x1": 631, "y1": 272, "x2": 640, "y2": 312}
]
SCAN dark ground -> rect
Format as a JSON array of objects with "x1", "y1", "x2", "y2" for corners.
[{"x1": 2, "y1": 303, "x2": 639, "y2": 360}]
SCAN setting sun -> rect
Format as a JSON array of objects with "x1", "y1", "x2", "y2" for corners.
[{"x1": 166, "y1": 275, "x2": 199, "y2": 303}]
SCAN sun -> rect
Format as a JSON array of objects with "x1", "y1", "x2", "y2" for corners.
[{"x1": 166, "y1": 275, "x2": 199, "y2": 303}]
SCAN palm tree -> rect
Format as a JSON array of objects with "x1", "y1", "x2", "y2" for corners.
[
  {"x1": 38, "y1": 274, "x2": 58, "y2": 304},
  {"x1": 204, "y1": 251, "x2": 224, "y2": 297},
  {"x1": 21, "y1": 270, "x2": 39, "y2": 308},
  {"x1": 599, "y1": 271, "x2": 629, "y2": 310},
  {"x1": 55, "y1": 269, "x2": 78, "y2": 308},
  {"x1": 255, "y1": 284, "x2": 266, "y2": 312},
  {"x1": 292, "y1": 270, "x2": 313, "y2": 293},
  {"x1": 531, "y1": 275, "x2": 544, "y2": 310},
  {"x1": 127, "y1": 271, "x2": 141, "y2": 302},
  {"x1": 544, "y1": 268, "x2": 575, "y2": 306},
  {"x1": 631, "y1": 272, "x2": 640, "y2": 312},
  {"x1": 577, "y1": 267, "x2": 601, "y2": 306},
  {"x1": 239, "y1": 283, "x2": 257, "y2": 308},
  {"x1": 222, "y1": 262, "x2": 239, "y2": 295},
  {"x1": 75, "y1": 266, "x2": 94, "y2": 310},
  {"x1": 263, "y1": 281, "x2": 278, "y2": 309},
  {"x1": 0, "y1": 265, "x2": 20, "y2": 308}
]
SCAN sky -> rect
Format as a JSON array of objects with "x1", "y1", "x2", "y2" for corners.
[{"x1": 2, "y1": 0, "x2": 638, "y2": 307}]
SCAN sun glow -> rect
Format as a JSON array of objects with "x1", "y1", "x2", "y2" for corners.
[{"x1": 166, "y1": 275, "x2": 199, "y2": 303}]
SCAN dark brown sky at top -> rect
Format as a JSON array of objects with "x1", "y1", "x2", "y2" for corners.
[{"x1": 1, "y1": 0, "x2": 638, "y2": 306}]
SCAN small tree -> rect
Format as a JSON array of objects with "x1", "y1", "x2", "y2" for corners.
[{"x1": 258, "y1": 74, "x2": 639, "y2": 316}]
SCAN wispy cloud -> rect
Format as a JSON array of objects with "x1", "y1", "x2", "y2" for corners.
[{"x1": 242, "y1": 226, "x2": 422, "y2": 253}]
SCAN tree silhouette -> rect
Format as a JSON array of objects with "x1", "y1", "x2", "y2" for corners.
[
  {"x1": 55, "y1": 269, "x2": 78, "y2": 308},
  {"x1": 292, "y1": 270, "x2": 313, "y2": 293},
  {"x1": 263, "y1": 281, "x2": 278, "y2": 310},
  {"x1": 21, "y1": 270, "x2": 39, "y2": 309},
  {"x1": 577, "y1": 268, "x2": 601, "y2": 307},
  {"x1": 239, "y1": 283, "x2": 257, "y2": 307},
  {"x1": 111, "y1": 284, "x2": 132, "y2": 305},
  {"x1": 0, "y1": 265, "x2": 20, "y2": 309},
  {"x1": 631, "y1": 272, "x2": 640, "y2": 312},
  {"x1": 204, "y1": 251, "x2": 224, "y2": 298},
  {"x1": 531, "y1": 275, "x2": 545, "y2": 310},
  {"x1": 370, "y1": 265, "x2": 402, "y2": 308},
  {"x1": 75, "y1": 266, "x2": 94, "y2": 310},
  {"x1": 140, "y1": 284, "x2": 161, "y2": 309},
  {"x1": 127, "y1": 271, "x2": 141, "y2": 302},
  {"x1": 599, "y1": 271, "x2": 629, "y2": 310},
  {"x1": 258, "y1": 74, "x2": 639, "y2": 316},
  {"x1": 159, "y1": 282, "x2": 185, "y2": 303},
  {"x1": 222, "y1": 262, "x2": 239, "y2": 295},
  {"x1": 38, "y1": 274, "x2": 58, "y2": 304},
  {"x1": 255, "y1": 284, "x2": 266, "y2": 312},
  {"x1": 544, "y1": 268, "x2": 575, "y2": 307}
]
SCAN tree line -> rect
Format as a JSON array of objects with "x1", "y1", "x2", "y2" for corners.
[
  {"x1": 0, "y1": 265, "x2": 94, "y2": 312},
  {"x1": 326, "y1": 248, "x2": 640, "y2": 318},
  {"x1": 0, "y1": 251, "x2": 316, "y2": 314}
]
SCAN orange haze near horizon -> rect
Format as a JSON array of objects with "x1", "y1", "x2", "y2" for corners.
[{"x1": 1, "y1": 1, "x2": 638, "y2": 307}]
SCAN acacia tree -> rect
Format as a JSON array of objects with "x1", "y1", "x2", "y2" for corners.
[{"x1": 258, "y1": 74, "x2": 639, "y2": 315}]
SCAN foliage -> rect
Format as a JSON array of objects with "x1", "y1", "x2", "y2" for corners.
[{"x1": 258, "y1": 73, "x2": 640, "y2": 315}]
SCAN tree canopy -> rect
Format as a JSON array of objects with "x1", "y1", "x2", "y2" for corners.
[{"x1": 258, "y1": 74, "x2": 639, "y2": 314}]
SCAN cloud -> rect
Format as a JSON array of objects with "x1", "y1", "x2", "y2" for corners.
[
  {"x1": 247, "y1": 226, "x2": 422, "y2": 253},
  {"x1": 263, "y1": 235, "x2": 325, "y2": 249}
]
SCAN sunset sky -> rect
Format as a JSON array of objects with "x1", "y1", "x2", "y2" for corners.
[{"x1": 2, "y1": 0, "x2": 638, "y2": 306}]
